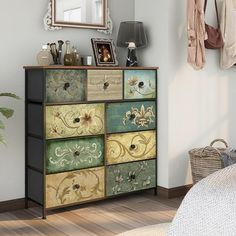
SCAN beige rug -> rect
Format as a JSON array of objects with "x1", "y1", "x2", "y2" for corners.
[{"x1": 116, "y1": 223, "x2": 171, "y2": 236}]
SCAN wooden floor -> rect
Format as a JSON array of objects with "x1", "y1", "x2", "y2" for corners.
[{"x1": 0, "y1": 192, "x2": 183, "y2": 236}]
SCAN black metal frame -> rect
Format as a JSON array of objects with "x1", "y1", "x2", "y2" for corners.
[{"x1": 25, "y1": 67, "x2": 158, "y2": 219}]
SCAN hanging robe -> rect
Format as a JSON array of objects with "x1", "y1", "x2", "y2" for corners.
[
  {"x1": 220, "y1": 0, "x2": 236, "y2": 69},
  {"x1": 187, "y1": 0, "x2": 208, "y2": 70}
]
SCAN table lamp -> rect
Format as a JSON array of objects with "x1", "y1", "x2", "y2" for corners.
[{"x1": 117, "y1": 21, "x2": 147, "y2": 67}]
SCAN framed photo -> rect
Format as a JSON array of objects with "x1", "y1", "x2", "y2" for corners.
[{"x1": 91, "y1": 38, "x2": 119, "y2": 66}]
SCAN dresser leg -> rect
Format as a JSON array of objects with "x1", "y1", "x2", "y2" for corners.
[
  {"x1": 25, "y1": 198, "x2": 28, "y2": 209},
  {"x1": 154, "y1": 188, "x2": 157, "y2": 196},
  {"x1": 42, "y1": 207, "x2": 47, "y2": 219}
]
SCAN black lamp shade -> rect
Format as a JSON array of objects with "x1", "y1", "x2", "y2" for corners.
[{"x1": 117, "y1": 21, "x2": 147, "y2": 48}]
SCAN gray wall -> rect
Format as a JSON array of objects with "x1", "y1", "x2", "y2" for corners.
[{"x1": 0, "y1": 0, "x2": 134, "y2": 201}]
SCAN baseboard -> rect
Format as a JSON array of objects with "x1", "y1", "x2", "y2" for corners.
[
  {"x1": 157, "y1": 184, "x2": 193, "y2": 199},
  {"x1": 0, "y1": 198, "x2": 37, "y2": 213},
  {"x1": 0, "y1": 186, "x2": 192, "y2": 213}
]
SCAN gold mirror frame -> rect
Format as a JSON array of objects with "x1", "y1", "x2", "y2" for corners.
[{"x1": 51, "y1": 0, "x2": 107, "y2": 29}]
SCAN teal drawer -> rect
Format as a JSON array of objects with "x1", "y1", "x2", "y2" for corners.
[
  {"x1": 46, "y1": 70, "x2": 86, "y2": 103},
  {"x1": 106, "y1": 101, "x2": 156, "y2": 133},
  {"x1": 124, "y1": 70, "x2": 156, "y2": 100},
  {"x1": 106, "y1": 160, "x2": 156, "y2": 196},
  {"x1": 46, "y1": 136, "x2": 104, "y2": 174}
]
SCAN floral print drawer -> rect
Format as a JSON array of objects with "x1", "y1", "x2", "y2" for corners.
[
  {"x1": 46, "y1": 103, "x2": 104, "y2": 139},
  {"x1": 106, "y1": 101, "x2": 156, "y2": 133},
  {"x1": 87, "y1": 70, "x2": 123, "y2": 101},
  {"x1": 106, "y1": 131, "x2": 156, "y2": 165},
  {"x1": 124, "y1": 70, "x2": 156, "y2": 100},
  {"x1": 46, "y1": 167, "x2": 105, "y2": 208},
  {"x1": 106, "y1": 160, "x2": 156, "y2": 196},
  {"x1": 46, "y1": 70, "x2": 86, "y2": 103},
  {"x1": 46, "y1": 136, "x2": 104, "y2": 174}
]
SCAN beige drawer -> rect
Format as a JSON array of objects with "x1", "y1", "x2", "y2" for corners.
[
  {"x1": 46, "y1": 103, "x2": 104, "y2": 139},
  {"x1": 46, "y1": 167, "x2": 105, "y2": 208},
  {"x1": 87, "y1": 70, "x2": 123, "y2": 101},
  {"x1": 106, "y1": 131, "x2": 156, "y2": 165}
]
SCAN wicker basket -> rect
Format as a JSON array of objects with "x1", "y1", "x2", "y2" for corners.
[{"x1": 189, "y1": 139, "x2": 228, "y2": 184}]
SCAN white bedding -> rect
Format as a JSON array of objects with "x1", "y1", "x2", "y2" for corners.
[{"x1": 168, "y1": 164, "x2": 236, "y2": 236}]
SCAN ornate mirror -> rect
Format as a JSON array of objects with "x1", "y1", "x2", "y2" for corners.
[{"x1": 51, "y1": 0, "x2": 107, "y2": 29}]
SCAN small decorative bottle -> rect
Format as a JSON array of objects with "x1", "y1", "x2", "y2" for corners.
[
  {"x1": 64, "y1": 40, "x2": 74, "y2": 66},
  {"x1": 72, "y1": 47, "x2": 81, "y2": 66},
  {"x1": 37, "y1": 45, "x2": 53, "y2": 66}
]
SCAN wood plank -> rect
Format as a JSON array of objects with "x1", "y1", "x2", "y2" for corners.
[
  {"x1": 59, "y1": 211, "x2": 115, "y2": 236},
  {"x1": 0, "y1": 212, "x2": 43, "y2": 236},
  {"x1": 29, "y1": 208, "x2": 96, "y2": 236},
  {"x1": 72, "y1": 207, "x2": 132, "y2": 234},
  {"x1": 12, "y1": 210, "x2": 66, "y2": 236}
]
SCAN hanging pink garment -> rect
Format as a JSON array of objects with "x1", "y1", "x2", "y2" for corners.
[{"x1": 187, "y1": 0, "x2": 208, "y2": 70}]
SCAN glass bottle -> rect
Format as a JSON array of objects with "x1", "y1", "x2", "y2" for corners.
[
  {"x1": 37, "y1": 45, "x2": 53, "y2": 66},
  {"x1": 64, "y1": 40, "x2": 74, "y2": 66},
  {"x1": 72, "y1": 47, "x2": 81, "y2": 66}
]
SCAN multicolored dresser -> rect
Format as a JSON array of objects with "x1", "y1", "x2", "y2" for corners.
[{"x1": 24, "y1": 66, "x2": 158, "y2": 218}]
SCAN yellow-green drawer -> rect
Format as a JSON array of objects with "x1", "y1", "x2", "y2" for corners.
[
  {"x1": 46, "y1": 103, "x2": 104, "y2": 139},
  {"x1": 46, "y1": 167, "x2": 105, "y2": 208},
  {"x1": 106, "y1": 131, "x2": 156, "y2": 165}
]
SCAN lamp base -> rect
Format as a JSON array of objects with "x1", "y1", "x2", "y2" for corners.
[{"x1": 126, "y1": 48, "x2": 138, "y2": 67}]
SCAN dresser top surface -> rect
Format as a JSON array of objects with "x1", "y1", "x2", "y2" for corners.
[{"x1": 23, "y1": 65, "x2": 159, "y2": 70}]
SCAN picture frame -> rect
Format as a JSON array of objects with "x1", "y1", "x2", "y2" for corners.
[{"x1": 91, "y1": 38, "x2": 119, "y2": 66}]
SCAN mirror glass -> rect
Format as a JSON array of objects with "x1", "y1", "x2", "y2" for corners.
[{"x1": 52, "y1": 0, "x2": 107, "y2": 29}]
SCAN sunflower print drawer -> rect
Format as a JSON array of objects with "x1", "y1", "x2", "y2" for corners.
[
  {"x1": 46, "y1": 136, "x2": 104, "y2": 174},
  {"x1": 106, "y1": 101, "x2": 156, "y2": 133},
  {"x1": 87, "y1": 70, "x2": 123, "y2": 101},
  {"x1": 106, "y1": 131, "x2": 156, "y2": 165},
  {"x1": 46, "y1": 103, "x2": 104, "y2": 139},
  {"x1": 46, "y1": 70, "x2": 86, "y2": 103},
  {"x1": 106, "y1": 160, "x2": 156, "y2": 196},
  {"x1": 124, "y1": 70, "x2": 156, "y2": 100},
  {"x1": 46, "y1": 167, "x2": 105, "y2": 208}
]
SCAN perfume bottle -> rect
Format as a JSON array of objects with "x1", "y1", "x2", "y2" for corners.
[
  {"x1": 72, "y1": 47, "x2": 81, "y2": 66},
  {"x1": 64, "y1": 40, "x2": 74, "y2": 66},
  {"x1": 37, "y1": 45, "x2": 53, "y2": 66}
]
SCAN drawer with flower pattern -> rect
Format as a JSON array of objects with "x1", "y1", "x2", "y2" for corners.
[
  {"x1": 106, "y1": 130, "x2": 156, "y2": 165},
  {"x1": 46, "y1": 103, "x2": 105, "y2": 139},
  {"x1": 124, "y1": 70, "x2": 156, "y2": 100},
  {"x1": 46, "y1": 136, "x2": 104, "y2": 174},
  {"x1": 46, "y1": 166, "x2": 105, "y2": 208},
  {"x1": 46, "y1": 70, "x2": 86, "y2": 103},
  {"x1": 106, "y1": 101, "x2": 156, "y2": 133},
  {"x1": 87, "y1": 70, "x2": 123, "y2": 101},
  {"x1": 106, "y1": 159, "x2": 156, "y2": 196}
]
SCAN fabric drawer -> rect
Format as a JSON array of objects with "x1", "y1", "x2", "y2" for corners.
[
  {"x1": 124, "y1": 70, "x2": 156, "y2": 100},
  {"x1": 87, "y1": 70, "x2": 123, "y2": 101},
  {"x1": 46, "y1": 136, "x2": 104, "y2": 174},
  {"x1": 106, "y1": 101, "x2": 156, "y2": 133},
  {"x1": 106, "y1": 160, "x2": 156, "y2": 196},
  {"x1": 46, "y1": 70, "x2": 86, "y2": 103},
  {"x1": 46, "y1": 167, "x2": 105, "y2": 208},
  {"x1": 46, "y1": 103, "x2": 105, "y2": 139},
  {"x1": 106, "y1": 130, "x2": 156, "y2": 165}
]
